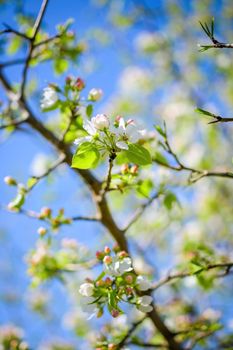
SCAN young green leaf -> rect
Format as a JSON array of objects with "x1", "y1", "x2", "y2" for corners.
[
  {"x1": 125, "y1": 144, "x2": 152, "y2": 166},
  {"x1": 71, "y1": 142, "x2": 100, "y2": 169},
  {"x1": 196, "y1": 108, "x2": 214, "y2": 117}
]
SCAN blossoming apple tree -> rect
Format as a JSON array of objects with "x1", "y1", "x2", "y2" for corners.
[{"x1": 1, "y1": 1, "x2": 233, "y2": 350}]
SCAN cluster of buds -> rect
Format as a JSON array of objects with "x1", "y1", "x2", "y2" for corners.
[
  {"x1": 27, "y1": 239, "x2": 81, "y2": 287},
  {"x1": 38, "y1": 207, "x2": 72, "y2": 231},
  {"x1": 0, "y1": 324, "x2": 29, "y2": 350},
  {"x1": 79, "y1": 247, "x2": 153, "y2": 319},
  {"x1": 65, "y1": 76, "x2": 85, "y2": 91},
  {"x1": 121, "y1": 163, "x2": 139, "y2": 175},
  {"x1": 6, "y1": 183, "x2": 27, "y2": 211}
]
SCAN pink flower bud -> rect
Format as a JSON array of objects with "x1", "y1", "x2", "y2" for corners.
[
  {"x1": 40, "y1": 207, "x2": 51, "y2": 218},
  {"x1": 75, "y1": 77, "x2": 85, "y2": 90},
  {"x1": 130, "y1": 164, "x2": 139, "y2": 174},
  {"x1": 108, "y1": 344, "x2": 117, "y2": 350},
  {"x1": 118, "y1": 251, "x2": 128, "y2": 258},
  {"x1": 96, "y1": 279, "x2": 104, "y2": 287},
  {"x1": 121, "y1": 164, "x2": 129, "y2": 174},
  {"x1": 105, "y1": 277, "x2": 112, "y2": 286},
  {"x1": 103, "y1": 255, "x2": 112, "y2": 265},
  {"x1": 125, "y1": 286, "x2": 133, "y2": 295},
  {"x1": 104, "y1": 246, "x2": 111, "y2": 254},
  {"x1": 124, "y1": 274, "x2": 133, "y2": 284},
  {"x1": 111, "y1": 309, "x2": 120, "y2": 318},
  {"x1": 96, "y1": 251, "x2": 104, "y2": 260}
]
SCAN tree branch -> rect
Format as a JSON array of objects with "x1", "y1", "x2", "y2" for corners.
[
  {"x1": 154, "y1": 131, "x2": 233, "y2": 183},
  {"x1": 152, "y1": 262, "x2": 233, "y2": 291}
]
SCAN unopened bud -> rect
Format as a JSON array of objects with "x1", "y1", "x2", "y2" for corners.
[
  {"x1": 130, "y1": 164, "x2": 139, "y2": 174},
  {"x1": 104, "y1": 246, "x2": 111, "y2": 254},
  {"x1": 75, "y1": 77, "x2": 85, "y2": 90},
  {"x1": 96, "y1": 279, "x2": 105, "y2": 287},
  {"x1": 118, "y1": 251, "x2": 128, "y2": 258},
  {"x1": 88, "y1": 88, "x2": 103, "y2": 101},
  {"x1": 37, "y1": 227, "x2": 47, "y2": 236},
  {"x1": 96, "y1": 250, "x2": 104, "y2": 260},
  {"x1": 4, "y1": 176, "x2": 17, "y2": 186},
  {"x1": 105, "y1": 277, "x2": 112, "y2": 286},
  {"x1": 125, "y1": 286, "x2": 133, "y2": 295},
  {"x1": 108, "y1": 344, "x2": 117, "y2": 350},
  {"x1": 40, "y1": 207, "x2": 51, "y2": 218},
  {"x1": 121, "y1": 164, "x2": 129, "y2": 174},
  {"x1": 124, "y1": 274, "x2": 133, "y2": 284},
  {"x1": 65, "y1": 76, "x2": 72, "y2": 84},
  {"x1": 111, "y1": 309, "x2": 120, "y2": 318},
  {"x1": 103, "y1": 255, "x2": 112, "y2": 265}
]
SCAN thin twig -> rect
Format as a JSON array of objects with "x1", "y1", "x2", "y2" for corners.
[
  {"x1": 20, "y1": 0, "x2": 50, "y2": 97},
  {"x1": 117, "y1": 316, "x2": 147, "y2": 349},
  {"x1": 152, "y1": 262, "x2": 233, "y2": 291},
  {"x1": 123, "y1": 191, "x2": 161, "y2": 232},
  {"x1": 28, "y1": 154, "x2": 65, "y2": 191},
  {"x1": 154, "y1": 132, "x2": 233, "y2": 183},
  {"x1": 0, "y1": 24, "x2": 30, "y2": 40},
  {"x1": 0, "y1": 117, "x2": 28, "y2": 130}
]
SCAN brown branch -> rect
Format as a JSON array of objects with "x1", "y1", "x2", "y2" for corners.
[
  {"x1": 154, "y1": 132, "x2": 233, "y2": 183},
  {"x1": 20, "y1": 0, "x2": 50, "y2": 97},
  {"x1": 117, "y1": 316, "x2": 147, "y2": 349},
  {"x1": 0, "y1": 68, "x2": 183, "y2": 350},
  {"x1": 0, "y1": 118, "x2": 28, "y2": 130},
  {"x1": 0, "y1": 24, "x2": 30, "y2": 40},
  {"x1": 152, "y1": 262, "x2": 233, "y2": 291},
  {"x1": 28, "y1": 154, "x2": 65, "y2": 191}
]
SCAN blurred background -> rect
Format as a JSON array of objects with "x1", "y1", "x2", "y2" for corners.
[{"x1": 0, "y1": 0, "x2": 233, "y2": 349}]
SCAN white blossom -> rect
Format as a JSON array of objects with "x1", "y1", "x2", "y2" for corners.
[
  {"x1": 88, "y1": 88, "x2": 103, "y2": 101},
  {"x1": 104, "y1": 256, "x2": 133, "y2": 276},
  {"x1": 137, "y1": 295, "x2": 153, "y2": 313},
  {"x1": 114, "y1": 117, "x2": 145, "y2": 150},
  {"x1": 74, "y1": 119, "x2": 96, "y2": 146},
  {"x1": 41, "y1": 86, "x2": 58, "y2": 109},
  {"x1": 79, "y1": 283, "x2": 94, "y2": 297},
  {"x1": 136, "y1": 275, "x2": 152, "y2": 291},
  {"x1": 80, "y1": 296, "x2": 99, "y2": 319},
  {"x1": 91, "y1": 114, "x2": 110, "y2": 130}
]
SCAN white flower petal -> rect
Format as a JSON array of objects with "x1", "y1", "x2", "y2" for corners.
[
  {"x1": 116, "y1": 141, "x2": 128, "y2": 150},
  {"x1": 83, "y1": 120, "x2": 97, "y2": 136},
  {"x1": 74, "y1": 136, "x2": 92, "y2": 145}
]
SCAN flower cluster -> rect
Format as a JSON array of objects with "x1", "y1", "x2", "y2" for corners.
[
  {"x1": 0, "y1": 324, "x2": 29, "y2": 350},
  {"x1": 78, "y1": 247, "x2": 153, "y2": 319},
  {"x1": 74, "y1": 115, "x2": 145, "y2": 151},
  {"x1": 27, "y1": 238, "x2": 85, "y2": 286}
]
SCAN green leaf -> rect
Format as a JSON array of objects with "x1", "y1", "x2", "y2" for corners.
[
  {"x1": 164, "y1": 191, "x2": 179, "y2": 210},
  {"x1": 154, "y1": 151, "x2": 168, "y2": 165},
  {"x1": 137, "y1": 179, "x2": 153, "y2": 198},
  {"x1": 54, "y1": 59, "x2": 69, "y2": 75},
  {"x1": 155, "y1": 125, "x2": 166, "y2": 138},
  {"x1": 86, "y1": 104, "x2": 93, "y2": 118},
  {"x1": 196, "y1": 108, "x2": 214, "y2": 117},
  {"x1": 27, "y1": 177, "x2": 38, "y2": 189},
  {"x1": 71, "y1": 142, "x2": 100, "y2": 169},
  {"x1": 10, "y1": 193, "x2": 25, "y2": 209},
  {"x1": 124, "y1": 144, "x2": 152, "y2": 166},
  {"x1": 7, "y1": 36, "x2": 22, "y2": 55}
]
